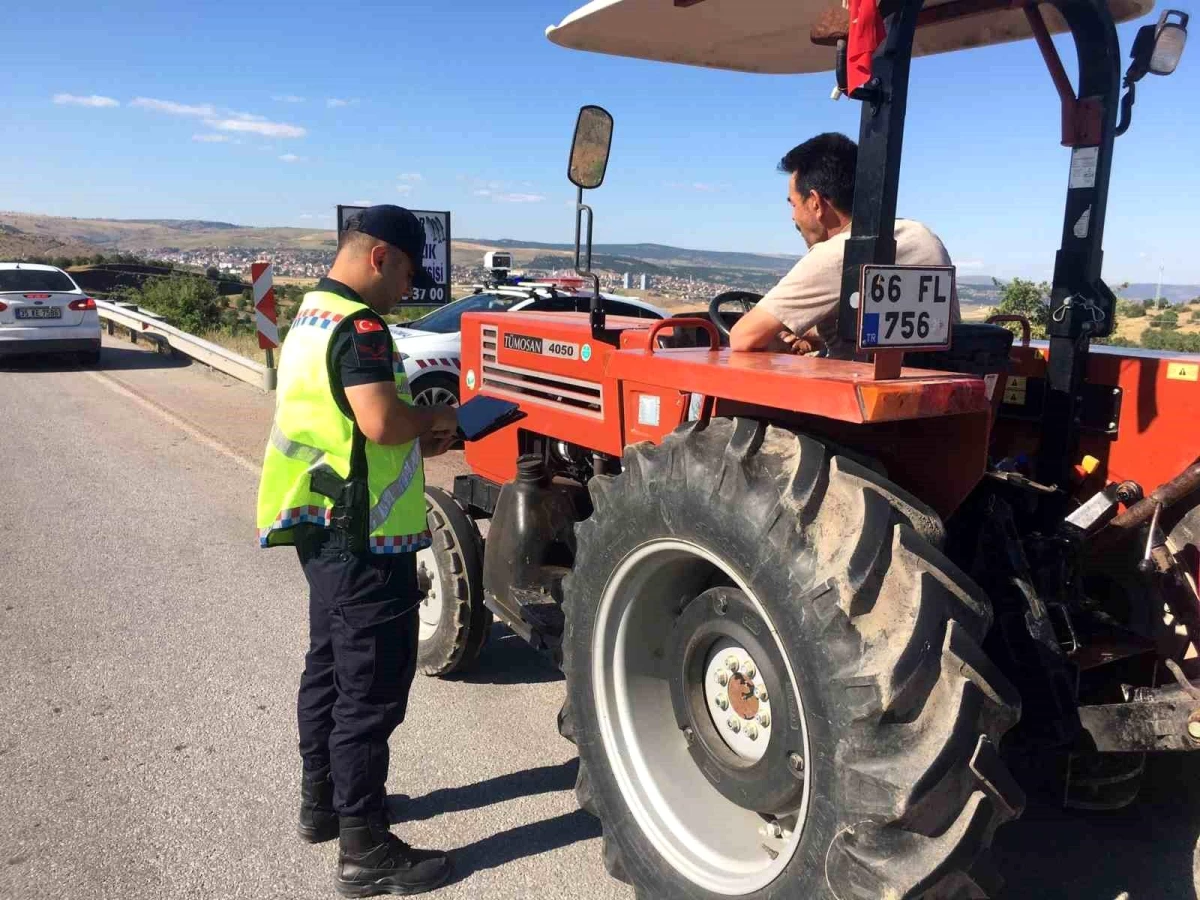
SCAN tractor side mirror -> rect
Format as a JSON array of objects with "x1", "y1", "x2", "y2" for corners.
[
  {"x1": 1150, "y1": 10, "x2": 1188, "y2": 74},
  {"x1": 568, "y1": 105, "x2": 614, "y2": 190},
  {"x1": 1128, "y1": 10, "x2": 1188, "y2": 82}
]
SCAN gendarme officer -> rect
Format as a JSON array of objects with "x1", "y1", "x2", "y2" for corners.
[{"x1": 256, "y1": 206, "x2": 458, "y2": 896}]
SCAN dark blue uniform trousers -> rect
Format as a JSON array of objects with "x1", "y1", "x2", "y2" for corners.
[{"x1": 294, "y1": 526, "x2": 420, "y2": 818}]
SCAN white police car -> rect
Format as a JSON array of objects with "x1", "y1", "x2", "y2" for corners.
[{"x1": 391, "y1": 277, "x2": 666, "y2": 407}]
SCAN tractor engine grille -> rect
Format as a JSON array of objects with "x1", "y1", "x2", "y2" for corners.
[{"x1": 481, "y1": 325, "x2": 603, "y2": 417}]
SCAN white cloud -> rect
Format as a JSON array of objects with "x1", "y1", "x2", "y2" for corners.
[
  {"x1": 956, "y1": 259, "x2": 986, "y2": 269},
  {"x1": 209, "y1": 117, "x2": 306, "y2": 138},
  {"x1": 279, "y1": 153, "x2": 303, "y2": 163},
  {"x1": 300, "y1": 213, "x2": 316, "y2": 219},
  {"x1": 495, "y1": 193, "x2": 545, "y2": 203},
  {"x1": 273, "y1": 94, "x2": 306, "y2": 103},
  {"x1": 474, "y1": 189, "x2": 492, "y2": 197},
  {"x1": 132, "y1": 96, "x2": 306, "y2": 138},
  {"x1": 398, "y1": 173, "x2": 423, "y2": 182},
  {"x1": 350, "y1": 199, "x2": 374, "y2": 206},
  {"x1": 132, "y1": 97, "x2": 217, "y2": 117},
  {"x1": 396, "y1": 184, "x2": 413, "y2": 195},
  {"x1": 53, "y1": 93, "x2": 119, "y2": 108},
  {"x1": 327, "y1": 98, "x2": 359, "y2": 108},
  {"x1": 193, "y1": 133, "x2": 234, "y2": 143},
  {"x1": 667, "y1": 181, "x2": 727, "y2": 192}
]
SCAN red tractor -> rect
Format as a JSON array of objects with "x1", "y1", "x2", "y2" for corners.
[{"x1": 413, "y1": 0, "x2": 1198, "y2": 896}]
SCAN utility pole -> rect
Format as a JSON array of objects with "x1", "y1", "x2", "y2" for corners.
[{"x1": 1155, "y1": 265, "x2": 1164, "y2": 306}]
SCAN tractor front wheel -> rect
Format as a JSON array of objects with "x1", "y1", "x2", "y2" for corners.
[
  {"x1": 559, "y1": 418, "x2": 1025, "y2": 899},
  {"x1": 415, "y1": 487, "x2": 491, "y2": 676}
]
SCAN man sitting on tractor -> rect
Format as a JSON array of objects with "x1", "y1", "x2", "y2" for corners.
[{"x1": 730, "y1": 132, "x2": 959, "y2": 357}]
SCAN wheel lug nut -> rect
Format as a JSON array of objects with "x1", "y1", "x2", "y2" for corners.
[
  {"x1": 726, "y1": 717, "x2": 741, "y2": 733},
  {"x1": 716, "y1": 671, "x2": 729, "y2": 687},
  {"x1": 715, "y1": 694, "x2": 729, "y2": 711},
  {"x1": 758, "y1": 713, "x2": 770, "y2": 728},
  {"x1": 758, "y1": 687, "x2": 769, "y2": 703},
  {"x1": 745, "y1": 723, "x2": 759, "y2": 740},
  {"x1": 743, "y1": 662, "x2": 757, "y2": 679},
  {"x1": 725, "y1": 655, "x2": 740, "y2": 672}
]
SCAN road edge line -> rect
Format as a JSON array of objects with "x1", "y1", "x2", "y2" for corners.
[{"x1": 85, "y1": 370, "x2": 260, "y2": 476}]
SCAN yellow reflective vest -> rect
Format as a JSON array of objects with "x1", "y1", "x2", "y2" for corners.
[{"x1": 255, "y1": 290, "x2": 429, "y2": 553}]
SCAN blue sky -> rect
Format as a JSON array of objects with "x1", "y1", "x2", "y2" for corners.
[{"x1": 4, "y1": 0, "x2": 1196, "y2": 282}]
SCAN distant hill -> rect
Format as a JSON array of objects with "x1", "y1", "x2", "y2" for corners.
[
  {"x1": 469, "y1": 238, "x2": 795, "y2": 274},
  {"x1": 2, "y1": 212, "x2": 1197, "y2": 302},
  {"x1": 1121, "y1": 283, "x2": 1199, "y2": 304}
]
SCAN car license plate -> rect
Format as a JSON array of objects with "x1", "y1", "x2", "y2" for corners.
[
  {"x1": 16, "y1": 307, "x2": 62, "y2": 320},
  {"x1": 857, "y1": 264, "x2": 954, "y2": 352}
]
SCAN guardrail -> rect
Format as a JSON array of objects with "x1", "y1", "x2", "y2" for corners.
[{"x1": 96, "y1": 298, "x2": 275, "y2": 390}]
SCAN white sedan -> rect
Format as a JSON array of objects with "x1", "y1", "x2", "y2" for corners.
[
  {"x1": 0, "y1": 263, "x2": 101, "y2": 365},
  {"x1": 391, "y1": 284, "x2": 666, "y2": 406}
]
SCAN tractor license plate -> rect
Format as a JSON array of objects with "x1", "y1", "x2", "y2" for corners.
[{"x1": 857, "y1": 265, "x2": 954, "y2": 352}]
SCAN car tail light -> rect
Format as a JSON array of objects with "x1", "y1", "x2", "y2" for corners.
[
  {"x1": 69, "y1": 297, "x2": 97, "y2": 311},
  {"x1": 23, "y1": 293, "x2": 51, "y2": 299},
  {"x1": 0, "y1": 301, "x2": 7, "y2": 312}
]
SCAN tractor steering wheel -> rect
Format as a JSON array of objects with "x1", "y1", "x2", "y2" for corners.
[{"x1": 708, "y1": 291, "x2": 764, "y2": 341}]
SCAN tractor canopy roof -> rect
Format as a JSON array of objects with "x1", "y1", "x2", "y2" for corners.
[{"x1": 545, "y1": 0, "x2": 1154, "y2": 73}]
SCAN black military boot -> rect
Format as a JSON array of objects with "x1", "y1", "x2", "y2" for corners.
[
  {"x1": 335, "y1": 814, "x2": 451, "y2": 897},
  {"x1": 298, "y1": 769, "x2": 339, "y2": 843}
]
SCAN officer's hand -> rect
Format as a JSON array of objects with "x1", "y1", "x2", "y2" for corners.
[
  {"x1": 420, "y1": 432, "x2": 457, "y2": 457},
  {"x1": 428, "y1": 404, "x2": 459, "y2": 436}
]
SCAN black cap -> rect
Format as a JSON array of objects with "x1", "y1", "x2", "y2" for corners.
[{"x1": 343, "y1": 205, "x2": 435, "y2": 291}]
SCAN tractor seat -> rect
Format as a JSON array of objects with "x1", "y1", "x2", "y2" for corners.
[{"x1": 903, "y1": 323, "x2": 1014, "y2": 378}]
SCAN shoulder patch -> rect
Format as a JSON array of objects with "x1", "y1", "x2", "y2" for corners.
[{"x1": 354, "y1": 318, "x2": 384, "y2": 334}]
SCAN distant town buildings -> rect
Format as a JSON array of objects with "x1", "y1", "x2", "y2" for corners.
[{"x1": 145, "y1": 247, "x2": 773, "y2": 307}]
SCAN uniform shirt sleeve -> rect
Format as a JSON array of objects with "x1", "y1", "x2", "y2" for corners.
[{"x1": 331, "y1": 316, "x2": 395, "y2": 389}]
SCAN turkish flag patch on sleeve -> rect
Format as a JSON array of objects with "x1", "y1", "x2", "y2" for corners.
[{"x1": 354, "y1": 317, "x2": 384, "y2": 334}]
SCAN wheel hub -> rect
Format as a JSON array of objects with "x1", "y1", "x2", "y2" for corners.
[
  {"x1": 667, "y1": 586, "x2": 806, "y2": 816},
  {"x1": 592, "y1": 542, "x2": 811, "y2": 894},
  {"x1": 703, "y1": 643, "x2": 771, "y2": 763},
  {"x1": 415, "y1": 547, "x2": 443, "y2": 641}
]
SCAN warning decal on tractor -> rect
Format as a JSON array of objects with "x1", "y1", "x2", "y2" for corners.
[
  {"x1": 1167, "y1": 363, "x2": 1199, "y2": 382},
  {"x1": 1003, "y1": 376, "x2": 1028, "y2": 405},
  {"x1": 503, "y1": 332, "x2": 579, "y2": 360}
]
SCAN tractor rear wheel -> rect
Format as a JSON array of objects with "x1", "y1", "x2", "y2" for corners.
[
  {"x1": 416, "y1": 487, "x2": 491, "y2": 676},
  {"x1": 559, "y1": 418, "x2": 1025, "y2": 899}
]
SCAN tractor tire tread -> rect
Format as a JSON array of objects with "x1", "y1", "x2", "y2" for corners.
[{"x1": 562, "y1": 417, "x2": 1022, "y2": 900}]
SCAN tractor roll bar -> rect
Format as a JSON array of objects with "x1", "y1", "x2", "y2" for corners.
[{"x1": 834, "y1": 0, "x2": 1125, "y2": 493}]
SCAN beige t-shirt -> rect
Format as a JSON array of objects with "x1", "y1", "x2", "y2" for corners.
[{"x1": 758, "y1": 219, "x2": 958, "y2": 354}]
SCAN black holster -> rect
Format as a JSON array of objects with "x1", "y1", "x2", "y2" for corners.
[{"x1": 310, "y1": 465, "x2": 368, "y2": 554}]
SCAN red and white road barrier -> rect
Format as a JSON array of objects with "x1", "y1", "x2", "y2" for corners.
[{"x1": 251, "y1": 262, "x2": 279, "y2": 350}]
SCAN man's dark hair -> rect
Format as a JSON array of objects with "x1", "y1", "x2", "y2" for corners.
[
  {"x1": 779, "y1": 133, "x2": 857, "y2": 214},
  {"x1": 337, "y1": 225, "x2": 376, "y2": 254}
]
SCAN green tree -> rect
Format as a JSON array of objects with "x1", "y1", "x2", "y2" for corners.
[
  {"x1": 1142, "y1": 330, "x2": 1200, "y2": 352},
  {"x1": 136, "y1": 274, "x2": 223, "y2": 334},
  {"x1": 993, "y1": 277, "x2": 1052, "y2": 339}
]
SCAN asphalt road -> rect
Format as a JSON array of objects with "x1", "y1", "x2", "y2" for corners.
[{"x1": 2, "y1": 337, "x2": 1200, "y2": 900}]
